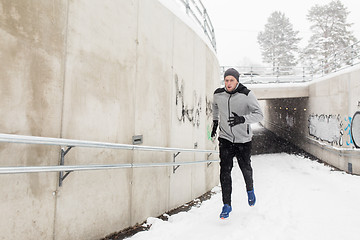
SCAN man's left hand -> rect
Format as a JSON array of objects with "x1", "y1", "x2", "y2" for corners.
[{"x1": 228, "y1": 112, "x2": 245, "y2": 127}]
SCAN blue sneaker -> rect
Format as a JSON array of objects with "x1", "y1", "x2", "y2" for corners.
[
  {"x1": 219, "y1": 204, "x2": 232, "y2": 219},
  {"x1": 247, "y1": 190, "x2": 256, "y2": 206}
]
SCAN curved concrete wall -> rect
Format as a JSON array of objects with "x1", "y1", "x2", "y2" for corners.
[
  {"x1": 0, "y1": 1, "x2": 220, "y2": 239},
  {"x1": 262, "y1": 65, "x2": 360, "y2": 175}
]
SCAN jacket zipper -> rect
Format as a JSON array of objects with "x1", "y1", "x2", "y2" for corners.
[{"x1": 228, "y1": 94, "x2": 236, "y2": 142}]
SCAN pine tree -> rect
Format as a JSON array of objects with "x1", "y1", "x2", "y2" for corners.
[
  {"x1": 302, "y1": 0, "x2": 358, "y2": 73},
  {"x1": 257, "y1": 11, "x2": 301, "y2": 74}
]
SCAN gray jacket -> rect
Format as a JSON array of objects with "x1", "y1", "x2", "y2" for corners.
[{"x1": 212, "y1": 83, "x2": 263, "y2": 143}]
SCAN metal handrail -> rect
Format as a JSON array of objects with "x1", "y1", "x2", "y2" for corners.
[
  {"x1": 178, "y1": 0, "x2": 216, "y2": 51},
  {"x1": 0, "y1": 160, "x2": 220, "y2": 174},
  {"x1": 0, "y1": 133, "x2": 219, "y2": 174},
  {"x1": 0, "y1": 133, "x2": 218, "y2": 153}
]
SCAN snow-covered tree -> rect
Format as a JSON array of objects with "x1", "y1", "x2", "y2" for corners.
[
  {"x1": 257, "y1": 11, "x2": 301, "y2": 73},
  {"x1": 302, "y1": 0, "x2": 358, "y2": 73}
]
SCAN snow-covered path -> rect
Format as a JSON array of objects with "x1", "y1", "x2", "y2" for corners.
[{"x1": 127, "y1": 153, "x2": 360, "y2": 240}]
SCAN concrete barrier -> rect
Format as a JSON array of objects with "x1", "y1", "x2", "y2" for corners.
[{"x1": 0, "y1": 0, "x2": 220, "y2": 239}]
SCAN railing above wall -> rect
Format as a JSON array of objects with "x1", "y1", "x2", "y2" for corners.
[
  {"x1": 319, "y1": 40, "x2": 360, "y2": 75},
  {"x1": 0, "y1": 133, "x2": 219, "y2": 186},
  {"x1": 220, "y1": 41, "x2": 360, "y2": 84},
  {"x1": 178, "y1": 0, "x2": 216, "y2": 51},
  {"x1": 220, "y1": 65, "x2": 314, "y2": 84}
]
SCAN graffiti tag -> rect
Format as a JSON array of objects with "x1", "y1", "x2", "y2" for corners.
[
  {"x1": 174, "y1": 74, "x2": 202, "y2": 127},
  {"x1": 308, "y1": 114, "x2": 343, "y2": 146},
  {"x1": 344, "y1": 116, "x2": 353, "y2": 146},
  {"x1": 205, "y1": 96, "x2": 212, "y2": 119},
  {"x1": 351, "y1": 111, "x2": 360, "y2": 148}
]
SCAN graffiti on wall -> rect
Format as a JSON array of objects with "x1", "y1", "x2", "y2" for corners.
[
  {"x1": 206, "y1": 124, "x2": 212, "y2": 140},
  {"x1": 206, "y1": 96, "x2": 214, "y2": 140},
  {"x1": 205, "y1": 96, "x2": 213, "y2": 119},
  {"x1": 308, "y1": 114, "x2": 343, "y2": 146},
  {"x1": 308, "y1": 112, "x2": 360, "y2": 148},
  {"x1": 351, "y1": 111, "x2": 360, "y2": 148},
  {"x1": 344, "y1": 116, "x2": 353, "y2": 146},
  {"x1": 174, "y1": 74, "x2": 202, "y2": 127}
]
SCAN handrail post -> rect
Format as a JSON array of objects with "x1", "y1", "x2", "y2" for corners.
[
  {"x1": 185, "y1": 0, "x2": 189, "y2": 14},
  {"x1": 173, "y1": 152, "x2": 181, "y2": 173},
  {"x1": 212, "y1": 28, "x2": 216, "y2": 51},
  {"x1": 59, "y1": 146, "x2": 74, "y2": 187},
  {"x1": 202, "y1": 7, "x2": 207, "y2": 35},
  {"x1": 250, "y1": 66, "x2": 254, "y2": 83},
  {"x1": 302, "y1": 67, "x2": 305, "y2": 82},
  {"x1": 206, "y1": 153, "x2": 213, "y2": 167}
]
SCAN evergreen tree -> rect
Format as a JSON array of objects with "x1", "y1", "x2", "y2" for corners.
[
  {"x1": 302, "y1": 0, "x2": 357, "y2": 73},
  {"x1": 257, "y1": 11, "x2": 301, "y2": 73}
]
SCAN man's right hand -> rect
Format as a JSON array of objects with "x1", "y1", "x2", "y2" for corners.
[{"x1": 211, "y1": 120, "x2": 218, "y2": 138}]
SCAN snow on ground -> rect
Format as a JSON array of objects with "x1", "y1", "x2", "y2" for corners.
[{"x1": 127, "y1": 153, "x2": 360, "y2": 240}]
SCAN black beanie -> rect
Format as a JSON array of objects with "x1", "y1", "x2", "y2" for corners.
[{"x1": 224, "y1": 68, "x2": 240, "y2": 82}]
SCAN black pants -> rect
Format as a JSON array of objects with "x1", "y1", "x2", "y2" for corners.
[{"x1": 219, "y1": 137, "x2": 253, "y2": 206}]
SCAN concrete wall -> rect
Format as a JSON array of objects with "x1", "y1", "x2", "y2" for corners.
[
  {"x1": 0, "y1": 0, "x2": 220, "y2": 239},
  {"x1": 262, "y1": 65, "x2": 360, "y2": 175}
]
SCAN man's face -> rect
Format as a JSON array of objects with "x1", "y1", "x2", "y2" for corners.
[{"x1": 224, "y1": 75, "x2": 238, "y2": 92}]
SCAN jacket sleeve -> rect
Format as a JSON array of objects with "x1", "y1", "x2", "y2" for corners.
[
  {"x1": 244, "y1": 91, "x2": 263, "y2": 124},
  {"x1": 212, "y1": 95, "x2": 219, "y2": 121}
]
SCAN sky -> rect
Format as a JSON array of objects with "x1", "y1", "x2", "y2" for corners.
[
  {"x1": 126, "y1": 146, "x2": 360, "y2": 239},
  {"x1": 201, "y1": 0, "x2": 360, "y2": 66}
]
